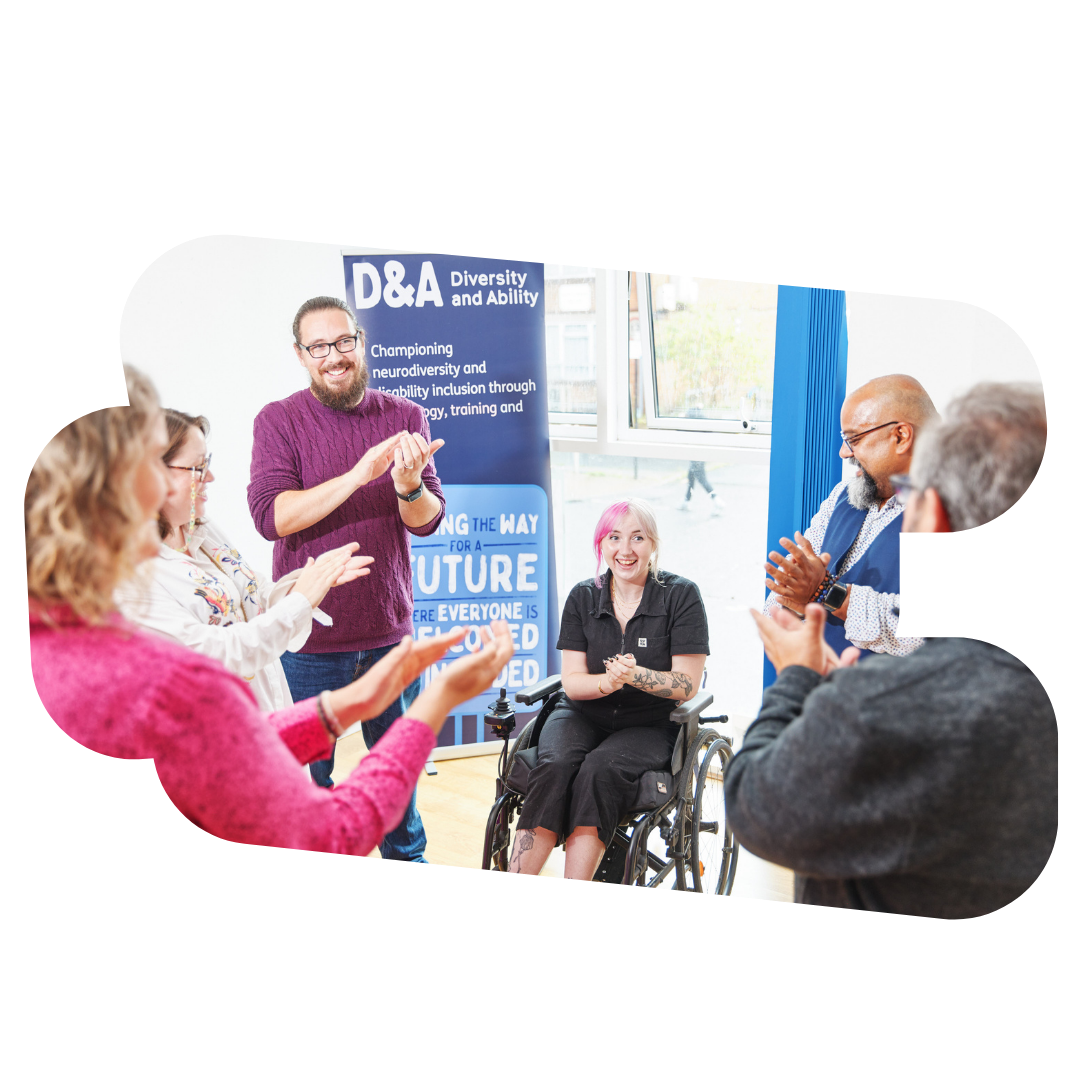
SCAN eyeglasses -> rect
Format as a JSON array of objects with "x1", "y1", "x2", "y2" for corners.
[
  {"x1": 889, "y1": 473, "x2": 919, "y2": 506},
  {"x1": 840, "y1": 420, "x2": 900, "y2": 453},
  {"x1": 298, "y1": 335, "x2": 358, "y2": 359},
  {"x1": 167, "y1": 453, "x2": 212, "y2": 480}
]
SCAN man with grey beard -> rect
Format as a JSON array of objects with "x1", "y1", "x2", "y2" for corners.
[{"x1": 764, "y1": 374, "x2": 938, "y2": 658}]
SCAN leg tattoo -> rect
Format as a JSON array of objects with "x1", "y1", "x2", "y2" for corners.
[{"x1": 509, "y1": 828, "x2": 536, "y2": 873}]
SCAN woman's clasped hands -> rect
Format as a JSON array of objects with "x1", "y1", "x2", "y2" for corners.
[{"x1": 602, "y1": 652, "x2": 637, "y2": 691}]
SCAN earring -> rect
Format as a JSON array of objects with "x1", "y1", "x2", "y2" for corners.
[{"x1": 186, "y1": 471, "x2": 197, "y2": 549}]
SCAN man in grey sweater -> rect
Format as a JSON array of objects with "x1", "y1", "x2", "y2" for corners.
[{"x1": 729, "y1": 383, "x2": 1055, "y2": 918}]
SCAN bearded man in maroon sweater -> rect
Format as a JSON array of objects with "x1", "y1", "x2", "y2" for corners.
[{"x1": 247, "y1": 296, "x2": 446, "y2": 861}]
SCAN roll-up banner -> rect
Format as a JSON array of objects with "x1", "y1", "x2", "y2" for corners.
[{"x1": 343, "y1": 253, "x2": 556, "y2": 750}]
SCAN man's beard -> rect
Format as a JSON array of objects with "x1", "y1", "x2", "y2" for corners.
[
  {"x1": 309, "y1": 360, "x2": 368, "y2": 411},
  {"x1": 846, "y1": 459, "x2": 882, "y2": 509}
]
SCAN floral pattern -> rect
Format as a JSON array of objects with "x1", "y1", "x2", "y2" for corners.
[
  {"x1": 207, "y1": 542, "x2": 264, "y2": 619},
  {"x1": 188, "y1": 566, "x2": 238, "y2": 624}
]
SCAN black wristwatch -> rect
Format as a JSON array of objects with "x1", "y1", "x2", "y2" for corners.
[
  {"x1": 396, "y1": 481, "x2": 425, "y2": 503},
  {"x1": 821, "y1": 581, "x2": 850, "y2": 614}
]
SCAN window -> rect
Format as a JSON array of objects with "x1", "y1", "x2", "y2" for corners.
[
  {"x1": 633, "y1": 273, "x2": 777, "y2": 435},
  {"x1": 545, "y1": 265, "x2": 597, "y2": 423}
]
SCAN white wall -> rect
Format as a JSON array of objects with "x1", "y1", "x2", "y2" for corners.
[
  {"x1": 846, "y1": 291, "x2": 1041, "y2": 410},
  {"x1": 120, "y1": 235, "x2": 353, "y2": 575}
]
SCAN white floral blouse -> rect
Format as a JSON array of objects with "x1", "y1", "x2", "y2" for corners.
[{"x1": 116, "y1": 521, "x2": 327, "y2": 712}]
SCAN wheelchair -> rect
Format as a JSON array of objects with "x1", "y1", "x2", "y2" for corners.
[{"x1": 481, "y1": 675, "x2": 739, "y2": 892}]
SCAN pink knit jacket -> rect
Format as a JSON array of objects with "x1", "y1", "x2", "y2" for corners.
[{"x1": 29, "y1": 610, "x2": 436, "y2": 855}]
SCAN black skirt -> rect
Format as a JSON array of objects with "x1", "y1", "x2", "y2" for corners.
[{"x1": 516, "y1": 696, "x2": 679, "y2": 846}]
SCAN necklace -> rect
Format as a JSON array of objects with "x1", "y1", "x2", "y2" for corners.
[{"x1": 610, "y1": 576, "x2": 642, "y2": 618}]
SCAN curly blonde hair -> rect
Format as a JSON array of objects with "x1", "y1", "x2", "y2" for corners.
[{"x1": 26, "y1": 365, "x2": 161, "y2": 624}]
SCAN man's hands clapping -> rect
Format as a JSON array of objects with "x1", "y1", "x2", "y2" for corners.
[
  {"x1": 391, "y1": 431, "x2": 444, "y2": 494},
  {"x1": 764, "y1": 531, "x2": 832, "y2": 615},
  {"x1": 350, "y1": 432, "x2": 405, "y2": 489},
  {"x1": 750, "y1": 603, "x2": 861, "y2": 677}
]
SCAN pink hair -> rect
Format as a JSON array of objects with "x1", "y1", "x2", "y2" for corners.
[{"x1": 592, "y1": 499, "x2": 661, "y2": 588}]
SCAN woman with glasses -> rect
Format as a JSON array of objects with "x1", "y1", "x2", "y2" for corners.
[
  {"x1": 28, "y1": 366, "x2": 514, "y2": 856},
  {"x1": 116, "y1": 408, "x2": 371, "y2": 713}
]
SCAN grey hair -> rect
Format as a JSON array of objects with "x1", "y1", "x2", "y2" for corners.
[{"x1": 909, "y1": 381, "x2": 1046, "y2": 531}]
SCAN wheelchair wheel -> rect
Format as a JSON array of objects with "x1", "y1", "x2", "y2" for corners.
[
  {"x1": 482, "y1": 718, "x2": 537, "y2": 871},
  {"x1": 689, "y1": 734, "x2": 739, "y2": 895},
  {"x1": 679, "y1": 728, "x2": 716, "y2": 891}
]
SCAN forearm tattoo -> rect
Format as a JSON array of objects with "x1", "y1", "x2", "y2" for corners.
[{"x1": 629, "y1": 668, "x2": 694, "y2": 699}]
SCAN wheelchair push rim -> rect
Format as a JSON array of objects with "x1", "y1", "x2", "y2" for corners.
[{"x1": 688, "y1": 731, "x2": 739, "y2": 895}]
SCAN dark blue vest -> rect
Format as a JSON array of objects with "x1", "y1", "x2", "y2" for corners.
[{"x1": 819, "y1": 491, "x2": 902, "y2": 659}]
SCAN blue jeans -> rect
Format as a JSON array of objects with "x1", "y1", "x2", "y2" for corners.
[{"x1": 279, "y1": 645, "x2": 427, "y2": 863}]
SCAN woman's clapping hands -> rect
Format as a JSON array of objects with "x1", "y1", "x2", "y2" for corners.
[
  {"x1": 408, "y1": 621, "x2": 515, "y2": 731},
  {"x1": 327, "y1": 621, "x2": 515, "y2": 736},
  {"x1": 291, "y1": 543, "x2": 374, "y2": 609}
]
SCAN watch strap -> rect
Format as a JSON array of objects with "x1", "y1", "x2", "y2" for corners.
[{"x1": 396, "y1": 480, "x2": 425, "y2": 503}]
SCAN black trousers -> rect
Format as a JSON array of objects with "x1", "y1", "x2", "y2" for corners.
[
  {"x1": 517, "y1": 700, "x2": 679, "y2": 846},
  {"x1": 686, "y1": 461, "x2": 713, "y2": 499}
]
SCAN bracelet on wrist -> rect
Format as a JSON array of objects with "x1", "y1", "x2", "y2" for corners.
[
  {"x1": 597, "y1": 678, "x2": 610, "y2": 696},
  {"x1": 316, "y1": 691, "x2": 342, "y2": 739},
  {"x1": 812, "y1": 574, "x2": 837, "y2": 605}
]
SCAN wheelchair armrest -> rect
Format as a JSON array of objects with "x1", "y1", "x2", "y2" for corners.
[
  {"x1": 515, "y1": 674, "x2": 563, "y2": 706},
  {"x1": 668, "y1": 690, "x2": 714, "y2": 724}
]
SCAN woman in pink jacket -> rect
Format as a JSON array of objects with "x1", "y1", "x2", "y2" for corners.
[{"x1": 26, "y1": 365, "x2": 513, "y2": 856}]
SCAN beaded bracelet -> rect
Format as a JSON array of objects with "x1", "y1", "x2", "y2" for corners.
[{"x1": 812, "y1": 574, "x2": 837, "y2": 605}]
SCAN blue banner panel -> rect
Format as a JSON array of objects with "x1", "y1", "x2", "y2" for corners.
[
  {"x1": 411, "y1": 484, "x2": 548, "y2": 747},
  {"x1": 343, "y1": 253, "x2": 556, "y2": 745}
]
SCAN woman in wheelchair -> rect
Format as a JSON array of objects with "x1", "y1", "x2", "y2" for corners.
[{"x1": 508, "y1": 498, "x2": 709, "y2": 879}]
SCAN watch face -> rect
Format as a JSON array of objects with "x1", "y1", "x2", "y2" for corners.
[{"x1": 823, "y1": 582, "x2": 848, "y2": 611}]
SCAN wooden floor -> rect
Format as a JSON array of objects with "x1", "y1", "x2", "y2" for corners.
[{"x1": 332, "y1": 727, "x2": 794, "y2": 901}]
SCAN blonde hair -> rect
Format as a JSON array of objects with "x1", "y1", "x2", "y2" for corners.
[
  {"x1": 26, "y1": 365, "x2": 160, "y2": 624},
  {"x1": 592, "y1": 498, "x2": 662, "y2": 587}
]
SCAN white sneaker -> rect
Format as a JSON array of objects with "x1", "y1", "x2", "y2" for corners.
[{"x1": 678, "y1": 501, "x2": 691, "y2": 512}]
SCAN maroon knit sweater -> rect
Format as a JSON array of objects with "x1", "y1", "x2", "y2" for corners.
[{"x1": 247, "y1": 388, "x2": 445, "y2": 654}]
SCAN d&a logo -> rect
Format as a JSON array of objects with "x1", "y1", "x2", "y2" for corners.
[{"x1": 352, "y1": 260, "x2": 444, "y2": 309}]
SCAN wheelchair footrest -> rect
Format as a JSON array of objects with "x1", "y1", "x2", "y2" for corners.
[{"x1": 592, "y1": 832, "x2": 629, "y2": 884}]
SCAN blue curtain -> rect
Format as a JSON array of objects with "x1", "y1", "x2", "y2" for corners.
[{"x1": 762, "y1": 286, "x2": 848, "y2": 690}]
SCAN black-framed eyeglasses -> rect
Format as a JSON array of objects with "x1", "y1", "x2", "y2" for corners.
[
  {"x1": 889, "y1": 473, "x2": 919, "y2": 506},
  {"x1": 167, "y1": 453, "x2": 212, "y2": 480},
  {"x1": 840, "y1": 420, "x2": 900, "y2": 453},
  {"x1": 298, "y1": 336, "x2": 358, "y2": 359}
]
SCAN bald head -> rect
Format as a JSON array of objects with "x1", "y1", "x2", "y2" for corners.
[
  {"x1": 845, "y1": 375, "x2": 939, "y2": 431},
  {"x1": 840, "y1": 375, "x2": 938, "y2": 507}
]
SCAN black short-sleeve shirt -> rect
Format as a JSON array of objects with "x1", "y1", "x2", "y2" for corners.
[{"x1": 556, "y1": 569, "x2": 710, "y2": 724}]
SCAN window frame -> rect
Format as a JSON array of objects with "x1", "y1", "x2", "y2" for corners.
[{"x1": 549, "y1": 269, "x2": 772, "y2": 457}]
